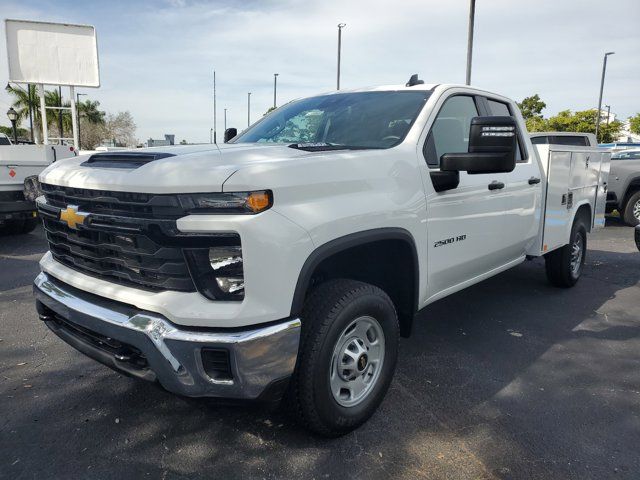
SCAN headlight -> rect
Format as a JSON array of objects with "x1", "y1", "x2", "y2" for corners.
[
  {"x1": 184, "y1": 240, "x2": 245, "y2": 301},
  {"x1": 178, "y1": 191, "x2": 272, "y2": 214}
]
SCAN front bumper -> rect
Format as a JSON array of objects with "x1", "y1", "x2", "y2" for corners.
[
  {"x1": 34, "y1": 272, "x2": 301, "y2": 400},
  {"x1": 0, "y1": 199, "x2": 36, "y2": 220}
]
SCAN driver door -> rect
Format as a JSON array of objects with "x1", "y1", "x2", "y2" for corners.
[{"x1": 422, "y1": 94, "x2": 511, "y2": 299}]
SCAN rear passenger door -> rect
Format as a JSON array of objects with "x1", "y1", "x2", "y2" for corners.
[{"x1": 482, "y1": 97, "x2": 541, "y2": 259}]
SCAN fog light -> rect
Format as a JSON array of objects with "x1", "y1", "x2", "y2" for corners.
[
  {"x1": 209, "y1": 246, "x2": 242, "y2": 271},
  {"x1": 184, "y1": 239, "x2": 245, "y2": 301},
  {"x1": 216, "y1": 277, "x2": 244, "y2": 294}
]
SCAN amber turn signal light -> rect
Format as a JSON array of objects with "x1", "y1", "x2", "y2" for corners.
[{"x1": 246, "y1": 191, "x2": 272, "y2": 213}]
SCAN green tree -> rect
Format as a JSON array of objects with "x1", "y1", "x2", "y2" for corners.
[
  {"x1": 629, "y1": 113, "x2": 640, "y2": 135},
  {"x1": 264, "y1": 106, "x2": 277, "y2": 116},
  {"x1": 517, "y1": 94, "x2": 546, "y2": 120},
  {"x1": 545, "y1": 109, "x2": 622, "y2": 143},
  {"x1": 0, "y1": 125, "x2": 29, "y2": 139}
]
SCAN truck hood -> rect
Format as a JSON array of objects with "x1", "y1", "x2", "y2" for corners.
[{"x1": 39, "y1": 143, "x2": 318, "y2": 193}]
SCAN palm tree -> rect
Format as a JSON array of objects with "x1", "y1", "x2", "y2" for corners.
[
  {"x1": 5, "y1": 84, "x2": 39, "y2": 141},
  {"x1": 79, "y1": 99, "x2": 105, "y2": 125},
  {"x1": 7, "y1": 86, "x2": 106, "y2": 145}
]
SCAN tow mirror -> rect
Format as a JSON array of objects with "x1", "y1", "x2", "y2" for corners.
[
  {"x1": 440, "y1": 116, "x2": 517, "y2": 174},
  {"x1": 224, "y1": 128, "x2": 237, "y2": 143}
]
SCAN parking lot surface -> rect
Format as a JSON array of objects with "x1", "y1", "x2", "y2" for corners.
[{"x1": 1, "y1": 220, "x2": 639, "y2": 480}]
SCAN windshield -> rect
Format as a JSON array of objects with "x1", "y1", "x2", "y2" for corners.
[{"x1": 233, "y1": 91, "x2": 431, "y2": 150}]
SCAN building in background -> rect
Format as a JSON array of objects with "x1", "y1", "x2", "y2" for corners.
[{"x1": 146, "y1": 134, "x2": 175, "y2": 147}]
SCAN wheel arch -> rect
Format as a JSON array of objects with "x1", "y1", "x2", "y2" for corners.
[
  {"x1": 290, "y1": 228, "x2": 419, "y2": 337},
  {"x1": 574, "y1": 202, "x2": 592, "y2": 231}
]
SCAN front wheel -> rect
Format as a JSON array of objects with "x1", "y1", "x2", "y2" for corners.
[
  {"x1": 545, "y1": 217, "x2": 587, "y2": 288},
  {"x1": 289, "y1": 279, "x2": 399, "y2": 437}
]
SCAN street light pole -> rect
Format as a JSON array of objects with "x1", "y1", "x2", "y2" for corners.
[
  {"x1": 224, "y1": 108, "x2": 227, "y2": 131},
  {"x1": 595, "y1": 51, "x2": 615, "y2": 143},
  {"x1": 273, "y1": 73, "x2": 279, "y2": 109},
  {"x1": 247, "y1": 92, "x2": 251, "y2": 127},
  {"x1": 213, "y1": 70, "x2": 217, "y2": 144},
  {"x1": 337, "y1": 23, "x2": 346, "y2": 90},
  {"x1": 465, "y1": 0, "x2": 476, "y2": 85}
]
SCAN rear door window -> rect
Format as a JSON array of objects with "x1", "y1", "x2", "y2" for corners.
[{"x1": 486, "y1": 98, "x2": 526, "y2": 162}]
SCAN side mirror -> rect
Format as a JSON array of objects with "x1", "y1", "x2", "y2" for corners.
[
  {"x1": 224, "y1": 128, "x2": 237, "y2": 143},
  {"x1": 440, "y1": 116, "x2": 517, "y2": 174}
]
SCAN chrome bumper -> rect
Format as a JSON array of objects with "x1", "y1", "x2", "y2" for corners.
[{"x1": 33, "y1": 272, "x2": 301, "y2": 400}]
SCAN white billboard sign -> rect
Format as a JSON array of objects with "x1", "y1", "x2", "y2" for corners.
[{"x1": 5, "y1": 19, "x2": 100, "y2": 87}]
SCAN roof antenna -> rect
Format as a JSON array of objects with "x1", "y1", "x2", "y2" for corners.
[{"x1": 406, "y1": 74, "x2": 424, "y2": 87}]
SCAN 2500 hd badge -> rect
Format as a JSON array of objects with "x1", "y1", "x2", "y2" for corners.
[{"x1": 434, "y1": 234, "x2": 467, "y2": 248}]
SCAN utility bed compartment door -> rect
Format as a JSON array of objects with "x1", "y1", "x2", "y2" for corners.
[
  {"x1": 536, "y1": 145, "x2": 611, "y2": 254},
  {"x1": 538, "y1": 146, "x2": 572, "y2": 253},
  {"x1": 593, "y1": 152, "x2": 610, "y2": 229}
]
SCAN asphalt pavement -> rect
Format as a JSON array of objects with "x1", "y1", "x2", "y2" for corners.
[{"x1": 1, "y1": 220, "x2": 639, "y2": 480}]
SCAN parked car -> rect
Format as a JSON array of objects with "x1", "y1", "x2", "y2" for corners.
[
  {"x1": 0, "y1": 133, "x2": 13, "y2": 146},
  {"x1": 607, "y1": 149, "x2": 640, "y2": 225},
  {"x1": 33, "y1": 80, "x2": 610, "y2": 436},
  {"x1": 1, "y1": 144, "x2": 76, "y2": 235}
]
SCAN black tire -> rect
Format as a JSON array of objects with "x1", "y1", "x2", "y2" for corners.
[
  {"x1": 289, "y1": 279, "x2": 399, "y2": 437},
  {"x1": 20, "y1": 218, "x2": 39, "y2": 234},
  {"x1": 0, "y1": 218, "x2": 39, "y2": 236},
  {"x1": 622, "y1": 191, "x2": 640, "y2": 226},
  {"x1": 545, "y1": 216, "x2": 587, "y2": 288},
  {"x1": 0, "y1": 219, "x2": 25, "y2": 236}
]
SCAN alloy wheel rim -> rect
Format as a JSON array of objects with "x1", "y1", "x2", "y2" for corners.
[
  {"x1": 633, "y1": 199, "x2": 640, "y2": 220},
  {"x1": 329, "y1": 315, "x2": 385, "y2": 407},
  {"x1": 570, "y1": 232, "x2": 584, "y2": 276}
]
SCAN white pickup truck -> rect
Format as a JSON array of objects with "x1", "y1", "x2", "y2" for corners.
[
  {"x1": 33, "y1": 79, "x2": 610, "y2": 436},
  {"x1": 1, "y1": 144, "x2": 76, "y2": 235}
]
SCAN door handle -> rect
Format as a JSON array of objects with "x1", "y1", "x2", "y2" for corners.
[
  {"x1": 528, "y1": 177, "x2": 541, "y2": 185},
  {"x1": 488, "y1": 181, "x2": 505, "y2": 190}
]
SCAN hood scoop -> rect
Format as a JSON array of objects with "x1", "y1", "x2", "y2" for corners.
[{"x1": 82, "y1": 152, "x2": 176, "y2": 169}]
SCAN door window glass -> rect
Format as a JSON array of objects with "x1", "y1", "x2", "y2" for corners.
[{"x1": 424, "y1": 96, "x2": 478, "y2": 167}]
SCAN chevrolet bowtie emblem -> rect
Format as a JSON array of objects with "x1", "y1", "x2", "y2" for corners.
[{"x1": 60, "y1": 205, "x2": 88, "y2": 229}]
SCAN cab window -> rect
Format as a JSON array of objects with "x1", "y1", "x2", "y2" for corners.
[
  {"x1": 486, "y1": 98, "x2": 526, "y2": 162},
  {"x1": 423, "y1": 95, "x2": 479, "y2": 167}
]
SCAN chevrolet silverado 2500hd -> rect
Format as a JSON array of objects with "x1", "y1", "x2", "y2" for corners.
[
  {"x1": 33, "y1": 80, "x2": 610, "y2": 436},
  {"x1": 1, "y1": 144, "x2": 75, "y2": 235}
]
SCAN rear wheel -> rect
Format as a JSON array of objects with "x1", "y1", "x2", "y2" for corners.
[
  {"x1": 622, "y1": 191, "x2": 640, "y2": 226},
  {"x1": 289, "y1": 279, "x2": 399, "y2": 437},
  {"x1": 545, "y1": 217, "x2": 587, "y2": 288}
]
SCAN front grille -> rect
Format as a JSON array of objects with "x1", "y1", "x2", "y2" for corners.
[
  {"x1": 41, "y1": 183, "x2": 187, "y2": 219},
  {"x1": 40, "y1": 184, "x2": 197, "y2": 292}
]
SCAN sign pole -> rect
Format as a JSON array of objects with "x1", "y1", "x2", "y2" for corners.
[
  {"x1": 39, "y1": 84, "x2": 48, "y2": 145},
  {"x1": 70, "y1": 86, "x2": 79, "y2": 149}
]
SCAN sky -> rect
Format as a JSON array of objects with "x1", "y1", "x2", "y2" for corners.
[{"x1": 0, "y1": 0, "x2": 638, "y2": 144}]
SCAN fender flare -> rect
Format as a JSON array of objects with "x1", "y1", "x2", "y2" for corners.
[{"x1": 290, "y1": 227, "x2": 420, "y2": 324}]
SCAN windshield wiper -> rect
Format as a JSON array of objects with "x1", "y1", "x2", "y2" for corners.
[{"x1": 288, "y1": 143, "x2": 378, "y2": 152}]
